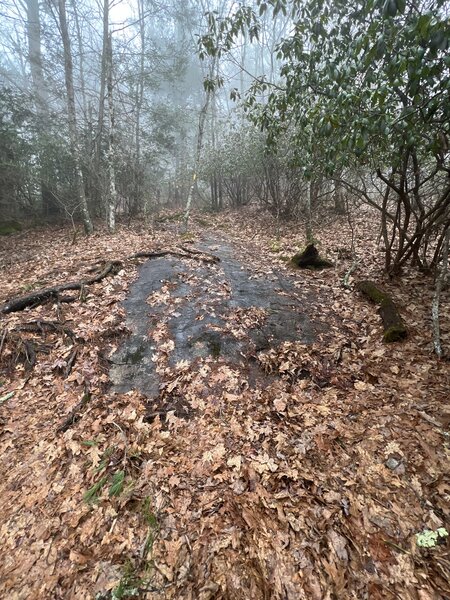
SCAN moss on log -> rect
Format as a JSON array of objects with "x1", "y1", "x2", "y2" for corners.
[
  {"x1": 291, "y1": 244, "x2": 333, "y2": 270},
  {"x1": 357, "y1": 280, "x2": 407, "y2": 342}
]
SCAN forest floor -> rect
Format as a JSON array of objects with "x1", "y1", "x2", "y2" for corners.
[{"x1": 0, "y1": 208, "x2": 449, "y2": 600}]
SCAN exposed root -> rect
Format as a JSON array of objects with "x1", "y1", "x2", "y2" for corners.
[{"x1": 2, "y1": 261, "x2": 123, "y2": 314}]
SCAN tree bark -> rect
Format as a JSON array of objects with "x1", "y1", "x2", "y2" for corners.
[
  {"x1": 26, "y1": 0, "x2": 58, "y2": 218},
  {"x1": 432, "y1": 227, "x2": 449, "y2": 358},
  {"x1": 305, "y1": 180, "x2": 314, "y2": 243},
  {"x1": 57, "y1": 0, "x2": 93, "y2": 234},
  {"x1": 106, "y1": 32, "x2": 117, "y2": 233},
  {"x1": 184, "y1": 54, "x2": 217, "y2": 230}
]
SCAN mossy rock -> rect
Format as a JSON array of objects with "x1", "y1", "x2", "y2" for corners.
[{"x1": 0, "y1": 221, "x2": 22, "y2": 235}]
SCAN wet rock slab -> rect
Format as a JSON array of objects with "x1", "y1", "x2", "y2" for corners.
[{"x1": 110, "y1": 238, "x2": 315, "y2": 397}]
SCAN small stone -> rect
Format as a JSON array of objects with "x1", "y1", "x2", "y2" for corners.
[
  {"x1": 385, "y1": 457, "x2": 400, "y2": 470},
  {"x1": 385, "y1": 455, "x2": 405, "y2": 474}
]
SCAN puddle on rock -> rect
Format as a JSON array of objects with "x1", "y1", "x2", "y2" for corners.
[{"x1": 110, "y1": 238, "x2": 316, "y2": 397}]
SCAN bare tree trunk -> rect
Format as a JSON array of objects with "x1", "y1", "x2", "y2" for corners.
[
  {"x1": 57, "y1": 0, "x2": 93, "y2": 234},
  {"x1": 432, "y1": 227, "x2": 449, "y2": 358},
  {"x1": 96, "y1": 0, "x2": 109, "y2": 155},
  {"x1": 106, "y1": 32, "x2": 117, "y2": 233},
  {"x1": 334, "y1": 177, "x2": 345, "y2": 214},
  {"x1": 26, "y1": 0, "x2": 57, "y2": 218},
  {"x1": 70, "y1": 0, "x2": 88, "y2": 120},
  {"x1": 26, "y1": 0, "x2": 48, "y2": 108},
  {"x1": 92, "y1": 0, "x2": 110, "y2": 212},
  {"x1": 305, "y1": 180, "x2": 314, "y2": 243},
  {"x1": 131, "y1": 0, "x2": 146, "y2": 216},
  {"x1": 184, "y1": 56, "x2": 216, "y2": 230}
]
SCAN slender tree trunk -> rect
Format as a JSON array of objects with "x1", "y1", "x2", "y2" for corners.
[
  {"x1": 57, "y1": 0, "x2": 93, "y2": 234},
  {"x1": 305, "y1": 180, "x2": 314, "y2": 243},
  {"x1": 70, "y1": 0, "x2": 88, "y2": 121},
  {"x1": 132, "y1": 0, "x2": 145, "y2": 216},
  {"x1": 106, "y1": 33, "x2": 117, "y2": 233},
  {"x1": 95, "y1": 0, "x2": 109, "y2": 164},
  {"x1": 432, "y1": 227, "x2": 449, "y2": 358},
  {"x1": 89, "y1": 0, "x2": 109, "y2": 214},
  {"x1": 26, "y1": 0, "x2": 48, "y2": 108},
  {"x1": 334, "y1": 177, "x2": 345, "y2": 214},
  {"x1": 184, "y1": 56, "x2": 217, "y2": 229},
  {"x1": 26, "y1": 0, "x2": 57, "y2": 218}
]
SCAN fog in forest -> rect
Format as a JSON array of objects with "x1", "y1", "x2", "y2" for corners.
[{"x1": 0, "y1": 3, "x2": 449, "y2": 599}]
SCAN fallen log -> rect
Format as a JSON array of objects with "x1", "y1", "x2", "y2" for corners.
[
  {"x1": 1, "y1": 261, "x2": 122, "y2": 314},
  {"x1": 291, "y1": 244, "x2": 333, "y2": 270},
  {"x1": 357, "y1": 280, "x2": 407, "y2": 343}
]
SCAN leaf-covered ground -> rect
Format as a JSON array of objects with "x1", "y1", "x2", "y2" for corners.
[{"x1": 0, "y1": 209, "x2": 448, "y2": 599}]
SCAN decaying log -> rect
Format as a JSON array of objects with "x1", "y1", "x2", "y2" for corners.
[
  {"x1": 1, "y1": 261, "x2": 122, "y2": 314},
  {"x1": 291, "y1": 244, "x2": 333, "y2": 270},
  {"x1": 357, "y1": 280, "x2": 407, "y2": 343}
]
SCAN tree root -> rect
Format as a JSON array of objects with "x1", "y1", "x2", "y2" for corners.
[
  {"x1": 16, "y1": 319, "x2": 78, "y2": 340},
  {"x1": 176, "y1": 245, "x2": 220, "y2": 263},
  {"x1": 357, "y1": 280, "x2": 407, "y2": 342},
  {"x1": 129, "y1": 247, "x2": 220, "y2": 264},
  {"x1": 57, "y1": 389, "x2": 91, "y2": 433},
  {"x1": 1, "y1": 261, "x2": 123, "y2": 314},
  {"x1": 2, "y1": 246, "x2": 220, "y2": 315},
  {"x1": 0, "y1": 332, "x2": 37, "y2": 371},
  {"x1": 0, "y1": 320, "x2": 81, "y2": 374}
]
